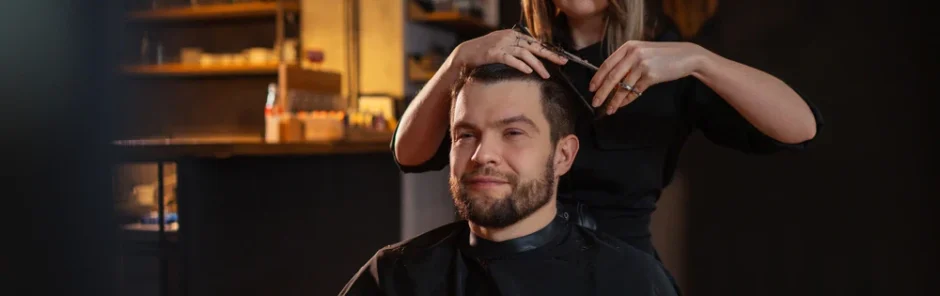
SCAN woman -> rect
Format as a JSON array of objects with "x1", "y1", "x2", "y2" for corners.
[{"x1": 392, "y1": 0, "x2": 823, "y2": 290}]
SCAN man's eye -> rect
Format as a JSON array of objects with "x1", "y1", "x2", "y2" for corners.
[
  {"x1": 505, "y1": 129, "x2": 525, "y2": 137},
  {"x1": 457, "y1": 132, "x2": 475, "y2": 139}
]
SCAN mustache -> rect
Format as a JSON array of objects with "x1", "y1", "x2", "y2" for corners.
[{"x1": 460, "y1": 166, "x2": 517, "y2": 184}]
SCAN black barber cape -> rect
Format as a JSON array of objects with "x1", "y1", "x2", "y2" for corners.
[{"x1": 338, "y1": 214, "x2": 677, "y2": 296}]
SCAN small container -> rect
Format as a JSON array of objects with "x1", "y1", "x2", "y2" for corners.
[
  {"x1": 279, "y1": 112, "x2": 304, "y2": 143},
  {"x1": 264, "y1": 107, "x2": 281, "y2": 143},
  {"x1": 373, "y1": 113, "x2": 387, "y2": 131},
  {"x1": 330, "y1": 111, "x2": 347, "y2": 140},
  {"x1": 155, "y1": 42, "x2": 164, "y2": 64},
  {"x1": 180, "y1": 47, "x2": 202, "y2": 65},
  {"x1": 282, "y1": 39, "x2": 298, "y2": 64},
  {"x1": 244, "y1": 47, "x2": 272, "y2": 65},
  {"x1": 199, "y1": 53, "x2": 217, "y2": 66}
]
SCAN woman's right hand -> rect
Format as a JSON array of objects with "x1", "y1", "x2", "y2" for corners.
[{"x1": 452, "y1": 29, "x2": 569, "y2": 79}]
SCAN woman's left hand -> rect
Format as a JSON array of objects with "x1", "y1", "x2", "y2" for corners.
[{"x1": 589, "y1": 41, "x2": 709, "y2": 115}]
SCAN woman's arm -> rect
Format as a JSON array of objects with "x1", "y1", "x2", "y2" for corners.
[
  {"x1": 393, "y1": 54, "x2": 460, "y2": 166},
  {"x1": 394, "y1": 30, "x2": 568, "y2": 167},
  {"x1": 589, "y1": 41, "x2": 817, "y2": 145},
  {"x1": 691, "y1": 49, "x2": 817, "y2": 144}
]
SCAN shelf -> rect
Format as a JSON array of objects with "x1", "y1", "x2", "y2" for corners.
[
  {"x1": 410, "y1": 11, "x2": 493, "y2": 37},
  {"x1": 408, "y1": 72, "x2": 434, "y2": 83},
  {"x1": 407, "y1": 57, "x2": 438, "y2": 82},
  {"x1": 408, "y1": 2, "x2": 493, "y2": 37},
  {"x1": 112, "y1": 136, "x2": 391, "y2": 161},
  {"x1": 127, "y1": 1, "x2": 299, "y2": 22},
  {"x1": 121, "y1": 63, "x2": 280, "y2": 77}
]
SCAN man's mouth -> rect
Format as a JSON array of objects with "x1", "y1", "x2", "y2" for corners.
[{"x1": 465, "y1": 176, "x2": 510, "y2": 189}]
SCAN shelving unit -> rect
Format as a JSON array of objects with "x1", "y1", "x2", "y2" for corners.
[
  {"x1": 127, "y1": 1, "x2": 299, "y2": 22},
  {"x1": 407, "y1": 58, "x2": 435, "y2": 82},
  {"x1": 407, "y1": 1, "x2": 494, "y2": 38},
  {"x1": 410, "y1": 10, "x2": 493, "y2": 37},
  {"x1": 109, "y1": 2, "x2": 403, "y2": 296},
  {"x1": 112, "y1": 136, "x2": 390, "y2": 161},
  {"x1": 404, "y1": 1, "x2": 494, "y2": 89},
  {"x1": 113, "y1": 0, "x2": 380, "y2": 157},
  {"x1": 121, "y1": 63, "x2": 280, "y2": 76}
]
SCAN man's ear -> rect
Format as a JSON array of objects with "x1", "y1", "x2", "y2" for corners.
[{"x1": 553, "y1": 134, "x2": 579, "y2": 177}]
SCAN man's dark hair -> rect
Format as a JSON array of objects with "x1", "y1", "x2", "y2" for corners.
[{"x1": 450, "y1": 62, "x2": 576, "y2": 143}]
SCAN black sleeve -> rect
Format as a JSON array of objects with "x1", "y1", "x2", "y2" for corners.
[
  {"x1": 389, "y1": 121, "x2": 451, "y2": 173},
  {"x1": 682, "y1": 76, "x2": 825, "y2": 154},
  {"x1": 337, "y1": 250, "x2": 398, "y2": 296}
]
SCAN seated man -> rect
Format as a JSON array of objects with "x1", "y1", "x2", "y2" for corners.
[{"x1": 339, "y1": 62, "x2": 677, "y2": 296}]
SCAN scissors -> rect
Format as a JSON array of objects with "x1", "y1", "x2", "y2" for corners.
[{"x1": 512, "y1": 24, "x2": 642, "y2": 97}]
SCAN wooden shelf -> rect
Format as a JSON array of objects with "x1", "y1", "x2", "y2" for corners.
[
  {"x1": 127, "y1": 2, "x2": 299, "y2": 22},
  {"x1": 408, "y1": 2, "x2": 493, "y2": 37},
  {"x1": 408, "y1": 72, "x2": 434, "y2": 82},
  {"x1": 121, "y1": 63, "x2": 280, "y2": 77},
  {"x1": 112, "y1": 136, "x2": 391, "y2": 161},
  {"x1": 407, "y1": 57, "x2": 438, "y2": 82}
]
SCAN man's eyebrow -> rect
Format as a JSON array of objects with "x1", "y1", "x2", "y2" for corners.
[
  {"x1": 452, "y1": 121, "x2": 476, "y2": 131},
  {"x1": 451, "y1": 114, "x2": 541, "y2": 132},
  {"x1": 451, "y1": 115, "x2": 540, "y2": 133},
  {"x1": 496, "y1": 115, "x2": 540, "y2": 133}
]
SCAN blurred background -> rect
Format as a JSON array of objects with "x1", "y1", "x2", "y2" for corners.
[{"x1": 3, "y1": 0, "x2": 935, "y2": 295}]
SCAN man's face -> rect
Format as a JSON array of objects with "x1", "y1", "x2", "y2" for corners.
[{"x1": 449, "y1": 80, "x2": 558, "y2": 228}]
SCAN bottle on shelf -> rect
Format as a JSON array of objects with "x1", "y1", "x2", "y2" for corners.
[{"x1": 264, "y1": 83, "x2": 281, "y2": 143}]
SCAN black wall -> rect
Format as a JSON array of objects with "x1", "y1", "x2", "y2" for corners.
[
  {"x1": 682, "y1": 1, "x2": 936, "y2": 295},
  {"x1": 177, "y1": 154, "x2": 401, "y2": 296}
]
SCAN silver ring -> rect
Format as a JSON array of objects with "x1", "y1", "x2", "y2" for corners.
[
  {"x1": 618, "y1": 82, "x2": 632, "y2": 91},
  {"x1": 618, "y1": 82, "x2": 642, "y2": 96}
]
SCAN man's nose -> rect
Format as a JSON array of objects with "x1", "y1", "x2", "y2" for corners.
[{"x1": 470, "y1": 135, "x2": 501, "y2": 166}]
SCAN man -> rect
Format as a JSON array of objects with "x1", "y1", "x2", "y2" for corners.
[{"x1": 339, "y1": 62, "x2": 677, "y2": 296}]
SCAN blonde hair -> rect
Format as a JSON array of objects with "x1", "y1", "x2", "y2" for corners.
[{"x1": 522, "y1": 0, "x2": 646, "y2": 55}]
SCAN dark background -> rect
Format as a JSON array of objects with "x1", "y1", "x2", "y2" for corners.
[
  {"x1": 4, "y1": 0, "x2": 935, "y2": 295},
  {"x1": 681, "y1": 1, "x2": 936, "y2": 295}
]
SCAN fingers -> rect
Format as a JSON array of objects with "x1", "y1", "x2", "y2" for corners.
[
  {"x1": 632, "y1": 75, "x2": 652, "y2": 98},
  {"x1": 505, "y1": 31, "x2": 568, "y2": 66},
  {"x1": 517, "y1": 38, "x2": 569, "y2": 65},
  {"x1": 589, "y1": 41, "x2": 637, "y2": 91},
  {"x1": 592, "y1": 53, "x2": 639, "y2": 107},
  {"x1": 507, "y1": 46, "x2": 551, "y2": 79},
  {"x1": 497, "y1": 51, "x2": 534, "y2": 75},
  {"x1": 605, "y1": 69, "x2": 643, "y2": 115},
  {"x1": 604, "y1": 88, "x2": 631, "y2": 115}
]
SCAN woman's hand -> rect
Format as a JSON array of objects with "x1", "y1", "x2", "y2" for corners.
[
  {"x1": 453, "y1": 29, "x2": 568, "y2": 79},
  {"x1": 589, "y1": 41, "x2": 709, "y2": 115}
]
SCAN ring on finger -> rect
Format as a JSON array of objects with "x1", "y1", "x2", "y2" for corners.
[
  {"x1": 618, "y1": 82, "x2": 642, "y2": 96},
  {"x1": 618, "y1": 82, "x2": 634, "y2": 92}
]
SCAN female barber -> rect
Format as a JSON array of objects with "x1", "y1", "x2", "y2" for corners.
[{"x1": 391, "y1": 0, "x2": 823, "y2": 290}]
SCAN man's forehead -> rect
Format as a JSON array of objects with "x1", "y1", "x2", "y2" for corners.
[{"x1": 453, "y1": 80, "x2": 543, "y2": 122}]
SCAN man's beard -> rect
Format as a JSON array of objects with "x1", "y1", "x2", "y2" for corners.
[{"x1": 449, "y1": 160, "x2": 556, "y2": 228}]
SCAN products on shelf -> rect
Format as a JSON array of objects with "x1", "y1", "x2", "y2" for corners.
[
  {"x1": 265, "y1": 110, "x2": 347, "y2": 143},
  {"x1": 299, "y1": 111, "x2": 346, "y2": 142},
  {"x1": 263, "y1": 84, "x2": 348, "y2": 143},
  {"x1": 347, "y1": 110, "x2": 396, "y2": 133},
  {"x1": 279, "y1": 112, "x2": 304, "y2": 142},
  {"x1": 264, "y1": 106, "x2": 282, "y2": 143},
  {"x1": 265, "y1": 83, "x2": 280, "y2": 143}
]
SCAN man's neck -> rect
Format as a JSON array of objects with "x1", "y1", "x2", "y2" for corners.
[
  {"x1": 468, "y1": 199, "x2": 558, "y2": 242},
  {"x1": 567, "y1": 12, "x2": 606, "y2": 50}
]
